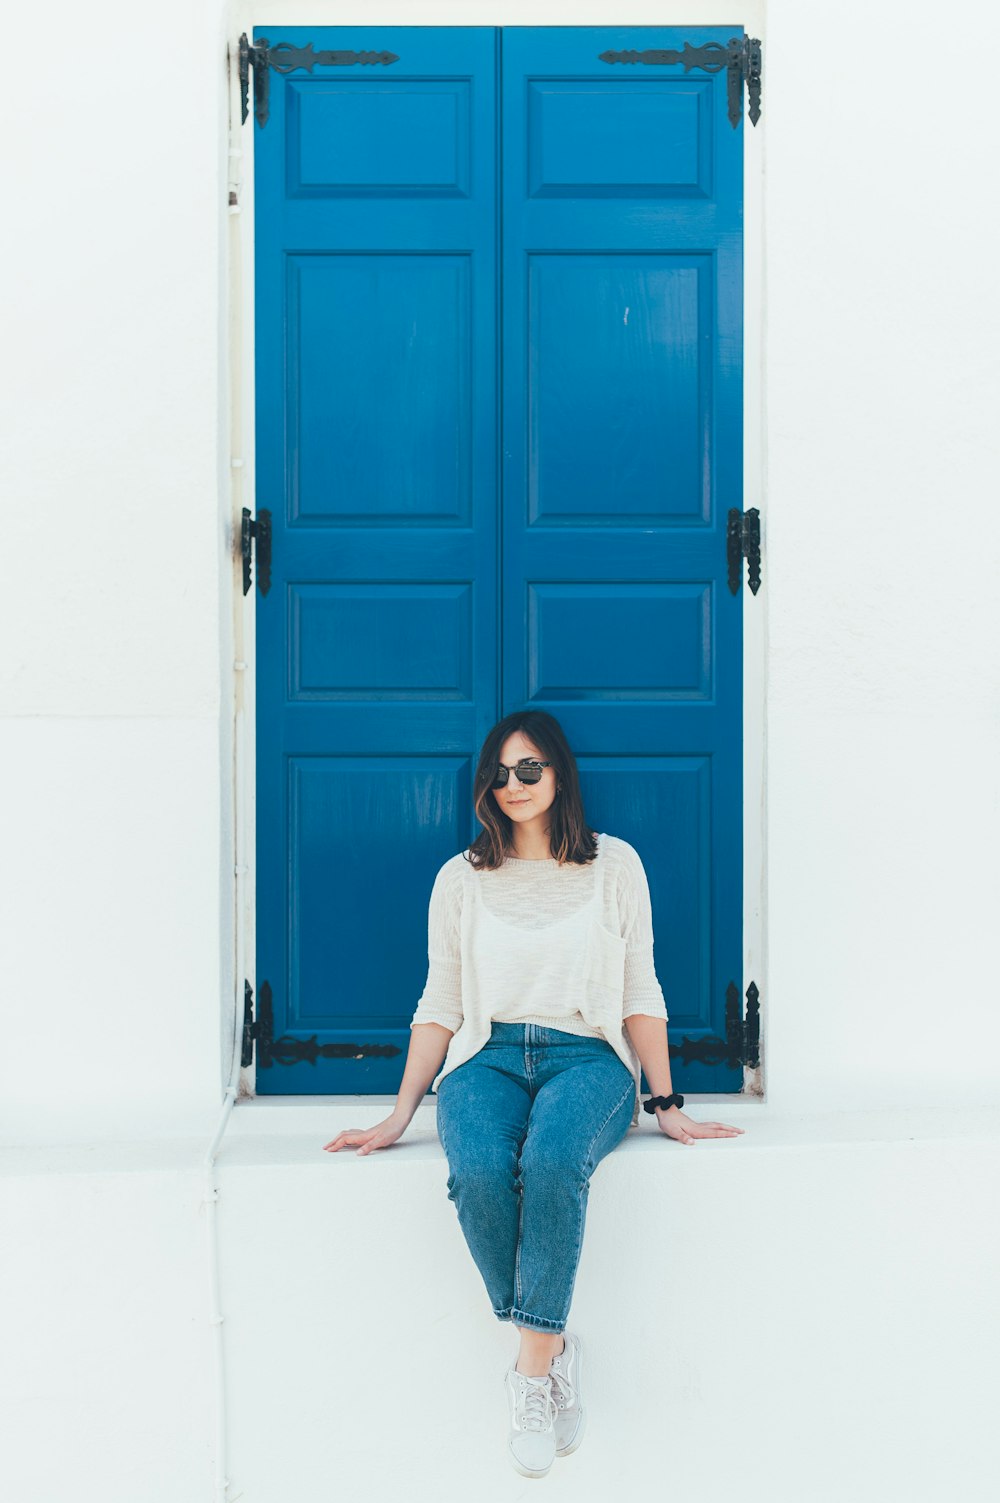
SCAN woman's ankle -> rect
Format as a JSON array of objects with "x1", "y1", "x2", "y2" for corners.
[{"x1": 514, "y1": 1330, "x2": 565, "y2": 1373}]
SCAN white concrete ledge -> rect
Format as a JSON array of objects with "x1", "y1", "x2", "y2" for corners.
[
  {"x1": 224, "y1": 1094, "x2": 1000, "y2": 1147},
  {"x1": 2, "y1": 1099, "x2": 997, "y2": 1177}
]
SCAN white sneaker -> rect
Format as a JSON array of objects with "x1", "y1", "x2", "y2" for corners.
[
  {"x1": 548, "y1": 1330, "x2": 585, "y2": 1456},
  {"x1": 504, "y1": 1364, "x2": 557, "y2": 1478}
]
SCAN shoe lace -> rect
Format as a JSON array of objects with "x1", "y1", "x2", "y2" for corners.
[
  {"x1": 516, "y1": 1375, "x2": 555, "y2": 1431},
  {"x1": 549, "y1": 1353, "x2": 576, "y2": 1410}
]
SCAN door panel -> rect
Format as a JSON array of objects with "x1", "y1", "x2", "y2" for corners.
[
  {"x1": 500, "y1": 27, "x2": 743, "y2": 1091},
  {"x1": 254, "y1": 27, "x2": 498, "y2": 1093}
]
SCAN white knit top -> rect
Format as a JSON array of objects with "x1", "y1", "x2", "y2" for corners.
[{"x1": 410, "y1": 832, "x2": 669, "y2": 1128}]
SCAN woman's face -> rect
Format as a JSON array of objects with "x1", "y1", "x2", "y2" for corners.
[{"x1": 491, "y1": 732, "x2": 559, "y2": 828}]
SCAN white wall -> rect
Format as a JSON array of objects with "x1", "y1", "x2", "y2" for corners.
[
  {"x1": 763, "y1": 0, "x2": 1000, "y2": 1107},
  {"x1": 0, "y1": 0, "x2": 233, "y2": 1139}
]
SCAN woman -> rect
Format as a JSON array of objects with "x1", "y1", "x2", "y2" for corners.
[{"x1": 324, "y1": 710, "x2": 743, "y2": 1478}]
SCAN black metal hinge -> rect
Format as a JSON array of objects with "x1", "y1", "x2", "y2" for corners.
[
  {"x1": 264, "y1": 1037, "x2": 404, "y2": 1066},
  {"x1": 241, "y1": 507, "x2": 271, "y2": 597},
  {"x1": 599, "y1": 35, "x2": 762, "y2": 127},
  {"x1": 241, "y1": 978, "x2": 273, "y2": 1068},
  {"x1": 727, "y1": 507, "x2": 761, "y2": 595},
  {"x1": 242, "y1": 979, "x2": 402, "y2": 1068},
  {"x1": 239, "y1": 33, "x2": 399, "y2": 128},
  {"x1": 667, "y1": 981, "x2": 760, "y2": 1071}
]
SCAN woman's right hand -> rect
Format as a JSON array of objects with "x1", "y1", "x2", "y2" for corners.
[{"x1": 322, "y1": 1111, "x2": 409, "y2": 1156}]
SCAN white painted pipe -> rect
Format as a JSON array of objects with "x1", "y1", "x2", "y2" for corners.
[
  {"x1": 199, "y1": 28, "x2": 252, "y2": 1503},
  {"x1": 201, "y1": 703, "x2": 247, "y2": 1503}
]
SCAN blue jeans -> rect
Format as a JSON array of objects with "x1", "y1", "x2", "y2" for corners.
[{"x1": 434, "y1": 1022, "x2": 635, "y2": 1334}]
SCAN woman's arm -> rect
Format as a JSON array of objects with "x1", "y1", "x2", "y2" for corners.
[
  {"x1": 616, "y1": 841, "x2": 670, "y2": 1022},
  {"x1": 409, "y1": 861, "x2": 464, "y2": 1032},
  {"x1": 617, "y1": 845, "x2": 744, "y2": 1143},
  {"x1": 324, "y1": 860, "x2": 463, "y2": 1155},
  {"x1": 623, "y1": 1014, "x2": 673, "y2": 1097},
  {"x1": 625, "y1": 1012, "x2": 745, "y2": 1143},
  {"x1": 323, "y1": 1024, "x2": 454, "y2": 1155},
  {"x1": 394, "y1": 1022, "x2": 454, "y2": 1124},
  {"x1": 401, "y1": 859, "x2": 464, "y2": 1116},
  {"x1": 616, "y1": 844, "x2": 684, "y2": 1128}
]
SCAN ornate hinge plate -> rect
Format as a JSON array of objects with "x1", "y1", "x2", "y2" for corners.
[
  {"x1": 599, "y1": 35, "x2": 762, "y2": 128},
  {"x1": 240, "y1": 507, "x2": 271, "y2": 597},
  {"x1": 245, "y1": 981, "x2": 403, "y2": 1069},
  {"x1": 239, "y1": 33, "x2": 399, "y2": 128},
  {"x1": 667, "y1": 981, "x2": 761, "y2": 1070},
  {"x1": 727, "y1": 507, "x2": 762, "y2": 595}
]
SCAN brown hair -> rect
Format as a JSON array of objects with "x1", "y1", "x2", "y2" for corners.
[{"x1": 466, "y1": 710, "x2": 598, "y2": 871}]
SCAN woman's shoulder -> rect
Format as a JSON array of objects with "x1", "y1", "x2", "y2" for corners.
[
  {"x1": 599, "y1": 834, "x2": 651, "y2": 894},
  {"x1": 599, "y1": 832, "x2": 644, "y2": 868},
  {"x1": 433, "y1": 850, "x2": 474, "y2": 888},
  {"x1": 426, "y1": 853, "x2": 470, "y2": 921}
]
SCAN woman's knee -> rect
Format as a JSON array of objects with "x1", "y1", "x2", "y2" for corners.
[
  {"x1": 521, "y1": 1083, "x2": 632, "y2": 1184},
  {"x1": 446, "y1": 1147, "x2": 519, "y2": 1200},
  {"x1": 518, "y1": 1141, "x2": 589, "y2": 1189}
]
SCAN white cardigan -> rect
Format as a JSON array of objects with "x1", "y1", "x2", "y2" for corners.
[{"x1": 410, "y1": 832, "x2": 669, "y2": 1128}]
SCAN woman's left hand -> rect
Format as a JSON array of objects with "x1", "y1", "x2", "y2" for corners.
[{"x1": 655, "y1": 1107, "x2": 744, "y2": 1144}]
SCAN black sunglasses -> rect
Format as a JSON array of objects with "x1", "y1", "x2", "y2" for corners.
[{"x1": 491, "y1": 760, "x2": 552, "y2": 788}]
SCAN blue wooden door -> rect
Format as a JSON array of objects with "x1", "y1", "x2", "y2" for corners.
[{"x1": 252, "y1": 24, "x2": 747, "y2": 1095}]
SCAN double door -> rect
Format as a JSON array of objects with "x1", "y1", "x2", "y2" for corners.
[{"x1": 252, "y1": 25, "x2": 748, "y2": 1095}]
